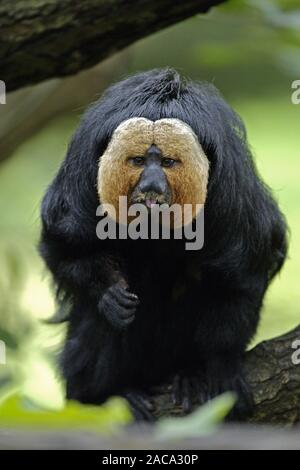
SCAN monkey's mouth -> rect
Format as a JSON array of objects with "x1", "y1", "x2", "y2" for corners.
[
  {"x1": 130, "y1": 191, "x2": 172, "y2": 209},
  {"x1": 145, "y1": 197, "x2": 165, "y2": 209}
]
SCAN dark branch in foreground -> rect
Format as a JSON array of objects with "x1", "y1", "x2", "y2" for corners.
[
  {"x1": 150, "y1": 325, "x2": 300, "y2": 424},
  {"x1": 0, "y1": 0, "x2": 226, "y2": 92}
]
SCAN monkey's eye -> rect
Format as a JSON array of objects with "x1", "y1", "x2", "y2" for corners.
[
  {"x1": 130, "y1": 156, "x2": 145, "y2": 166},
  {"x1": 161, "y1": 158, "x2": 176, "y2": 168}
]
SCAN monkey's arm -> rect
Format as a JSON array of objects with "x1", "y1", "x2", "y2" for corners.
[
  {"x1": 39, "y1": 219, "x2": 116, "y2": 291},
  {"x1": 40, "y1": 229, "x2": 139, "y2": 329},
  {"x1": 40, "y1": 171, "x2": 139, "y2": 328}
]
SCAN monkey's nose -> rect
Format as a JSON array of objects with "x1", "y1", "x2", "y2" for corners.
[
  {"x1": 139, "y1": 170, "x2": 168, "y2": 194},
  {"x1": 139, "y1": 179, "x2": 166, "y2": 195}
]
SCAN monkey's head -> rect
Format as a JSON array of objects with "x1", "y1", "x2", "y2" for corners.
[
  {"x1": 42, "y1": 68, "x2": 286, "y2": 279},
  {"x1": 58, "y1": 68, "x2": 260, "y2": 242},
  {"x1": 97, "y1": 117, "x2": 209, "y2": 227}
]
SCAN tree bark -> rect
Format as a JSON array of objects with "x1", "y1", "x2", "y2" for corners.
[
  {"x1": 0, "y1": 0, "x2": 226, "y2": 92},
  {"x1": 150, "y1": 325, "x2": 300, "y2": 424}
]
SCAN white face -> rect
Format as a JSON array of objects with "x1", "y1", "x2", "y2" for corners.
[{"x1": 97, "y1": 118, "x2": 210, "y2": 227}]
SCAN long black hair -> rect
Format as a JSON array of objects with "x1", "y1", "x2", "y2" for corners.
[{"x1": 41, "y1": 68, "x2": 287, "y2": 284}]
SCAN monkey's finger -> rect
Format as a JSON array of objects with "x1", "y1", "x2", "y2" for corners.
[
  {"x1": 197, "y1": 377, "x2": 215, "y2": 404},
  {"x1": 182, "y1": 377, "x2": 192, "y2": 413},
  {"x1": 198, "y1": 389, "x2": 208, "y2": 405},
  {"x1": 115, "y1": 293, "x2": 140, "y2": 309},
  {"x1": 102, "y1": 294, "x2": 136, "y2": 315},
  {"x1": 109, "y1": 313, "x2": 135, "y2": 330},
  {"x1": 136, "y1": 391, "x2": 154, "y2": 411},
  {"x1": 113, "y1": 284, "x2": 139, "y2": 301},
  {"x1": 100, "y1": 297, "x2": 135, "y2": 328},
  {"x1": 114, "y1": 282, "x2": 138, "y2": 298},
  {"x1": 191, "y1": 376, "x2": 204, "y2": 404},
  {"x1": 117, "y1": 307, "x2": 137, "y2": 319},
  {"x1": 125, "y1": 392, "x2": 154, "y2": 421},
  {"x1": 172, "y1": 374, "x2": 182, "y2": 405},
  {"x1": 195, "y1": 380, "x2": 208, "y2": 405}
]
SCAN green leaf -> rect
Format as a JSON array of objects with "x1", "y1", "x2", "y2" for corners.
[
  {"x1": 0, "y1": 393, "x2": 132, "y2": 433},
  {"x1": 155, "y1": 392, "x2": 236, "y2": 441},
  {"x1": 0, "y1": 329, "x2": 18, "y2": 350}
]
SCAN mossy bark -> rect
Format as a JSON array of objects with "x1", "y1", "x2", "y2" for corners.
[{"x1": 0, "y1": 0, "x2": 226, "y2": 91}]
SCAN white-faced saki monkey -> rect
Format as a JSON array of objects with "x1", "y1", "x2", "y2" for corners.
[{"x1": 40, "y1": 69, "x2": 287, "y2": 420}]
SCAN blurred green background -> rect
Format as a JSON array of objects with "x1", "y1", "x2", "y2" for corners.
[{"x1": 0, "y1": 0, "x2": 299, "y2": 425}]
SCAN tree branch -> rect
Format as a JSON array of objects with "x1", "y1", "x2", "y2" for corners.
[
  {"x1": 0, "y1": 0, "x2": 226, "y2": 92},
  {"x1": 149, "y1": 325, "x2": 300, "y2": 424}
]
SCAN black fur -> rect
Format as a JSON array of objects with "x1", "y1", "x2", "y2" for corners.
[{"x1": 39, "y1": 69, "x2": 287, "y2": 418}]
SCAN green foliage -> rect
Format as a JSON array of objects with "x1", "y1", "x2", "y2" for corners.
[
  {"x1": 0, "y1": 393, "x2": 132, "y2": 432},
  {"x1": 155, "y1": 393, "x2": 236, "y2": 441},
  {"x1": 129, "y1": 0, "x2": 300, "y2": 97}
]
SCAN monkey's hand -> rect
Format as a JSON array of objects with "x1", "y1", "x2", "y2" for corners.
[
  {"x1": 172, "y1": 373, "x2": 203, "y2": 414},
  {"x1": 98, "y1": 280, "x2": 139, "y2": 330},
  {"x1": 172, "y1": 366, "x2": 253, "y2": 420}
]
